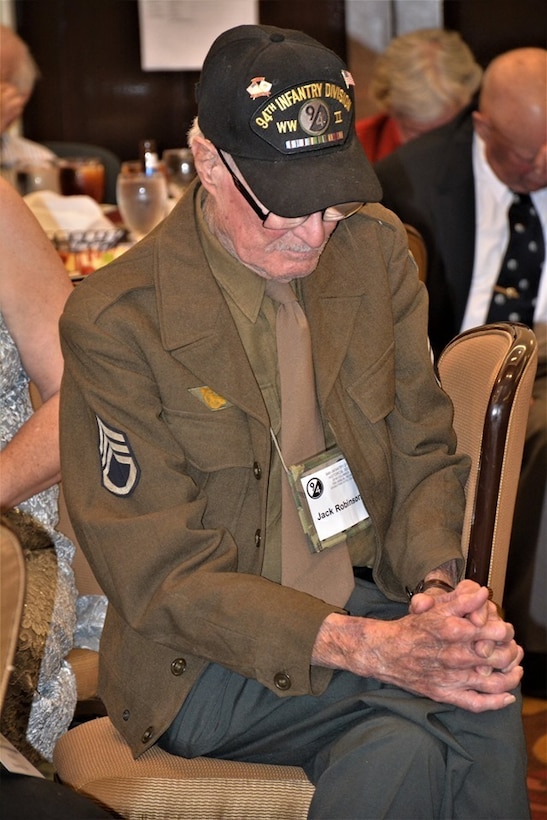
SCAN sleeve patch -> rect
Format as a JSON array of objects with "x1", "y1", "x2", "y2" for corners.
[{"x1": 96, "y1": 415, "x2": 141, "y2": 496}]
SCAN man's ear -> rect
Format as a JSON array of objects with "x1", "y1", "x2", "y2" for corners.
[
  {"x1": 192, "y1": 136, "x2": 221, "y2": 192},
  {"x1": 472, "y1": 110, "x2": 489, "y2": 140}
]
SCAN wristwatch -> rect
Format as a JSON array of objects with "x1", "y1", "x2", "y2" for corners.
[{"x1": 406, "y1": 578, "x2": 455, "y2": 599}]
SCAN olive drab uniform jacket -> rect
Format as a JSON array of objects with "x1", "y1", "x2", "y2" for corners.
[{"x1": 59, "y1": 181, "x2": 469, "y2": 757}]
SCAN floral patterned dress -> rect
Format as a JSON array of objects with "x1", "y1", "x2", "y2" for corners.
[{"x1": 0, "y1": 310, "x2": 78, "y2": 762}]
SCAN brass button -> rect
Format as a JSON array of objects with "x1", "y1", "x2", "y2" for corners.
[
  {"x1": 274, "y1": 672, "x2": 291, "y2": 691},
  {"x1": 253, "y1": 462, "x2": 262, "y2": 479},
  {"x1": 254, "y1": 529, "x2": 262, "y2": 548},
  {"x1": 141, "y1": 727, "x2": 153, "y2": 743},
  {"x1": 171, "y1": 657, "x2": 187, "y2": 676}
]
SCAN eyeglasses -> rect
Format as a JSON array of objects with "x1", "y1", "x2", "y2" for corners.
[{"x1": 217, "y1": 149, "x2": 363, "y2": 231}]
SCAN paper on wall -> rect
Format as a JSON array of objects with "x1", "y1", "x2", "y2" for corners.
[{"x1": 138, "y1": 0, "x2": 258, "y2": 71}]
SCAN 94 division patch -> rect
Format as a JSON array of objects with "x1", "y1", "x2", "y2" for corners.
[{"x1": 96, "y1": 415, "x2": 140, "y2": 496}]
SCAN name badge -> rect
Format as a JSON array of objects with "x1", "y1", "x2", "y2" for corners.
[{"x1": 288, "y1": 447, "x2": 370, "y2": 554}]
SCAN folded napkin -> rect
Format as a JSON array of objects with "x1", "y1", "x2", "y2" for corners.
[{"x1": 24, "y1": 190, "x2": 114, "y2": 233}]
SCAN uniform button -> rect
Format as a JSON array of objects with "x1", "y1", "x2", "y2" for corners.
[
  {"x1": 171, "y1": 657, "x2": 187, "y2": 676},
  {"x1": 254, "y1": 529, "x2": 262, "y2": 548},
  {"x1": 274, "y1": 672, "x2": 291, "y2": 691},
  {"x1": 122, "y1": 709, "x2": 130, "y2": 721},
  {"x1": 141, "y1": 727, "x2": 154, "y2": 743},
  {"x1": 253, "y1": 462, "x2": 262, "y2": 479}
]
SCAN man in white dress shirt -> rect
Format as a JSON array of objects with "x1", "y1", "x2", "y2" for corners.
[{"x1": 375, "y1": 47, "x2": 547, "y2": 697}]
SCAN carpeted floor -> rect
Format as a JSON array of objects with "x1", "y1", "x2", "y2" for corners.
[{"x1": 523, "y1": 696, "x2": 547, "y2": 819}]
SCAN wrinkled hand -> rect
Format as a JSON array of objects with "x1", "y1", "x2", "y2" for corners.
[
  {"x1": 409, "y1": 579, "x2": 523, "y2": 676},
  {"x1": 0, "y1": 83, "x2": 26, "y2": 133},
  {"x1": 313, "y1": 580, "x2": 523, "y2": 713}
]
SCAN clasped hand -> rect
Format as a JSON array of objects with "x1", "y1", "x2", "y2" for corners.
[
  {"x1": 314, "y1": 580, "x2": 523, "y2": 713},
  {"x1": 404, "y1": 579, "x2": 523, "y2": 710}
]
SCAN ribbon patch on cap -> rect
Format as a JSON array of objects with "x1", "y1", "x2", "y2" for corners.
[
  {"x1": 250, "y1": 73, "x2": 353, "y2": 155},
  {"x1": 96, "y1": 415, "x2": 140, "y2": 496}
]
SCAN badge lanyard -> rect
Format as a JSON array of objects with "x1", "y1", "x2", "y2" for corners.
[{"x1": 271, "y1": 429, "x2": 370, "y2": 554}]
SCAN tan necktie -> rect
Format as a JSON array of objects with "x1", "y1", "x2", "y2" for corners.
[{"x1": 266, "y1": 279, "x2": 354, "y2": 607}]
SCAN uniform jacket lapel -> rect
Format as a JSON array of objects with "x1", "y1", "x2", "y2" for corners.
[
  {"x1": 152, "y1": 190, "x2": 269, "y2": 428},
  {"x1": 301, "y1": 224, "x2": 366, "y2": 406},
  {"x1": 148, "y1": 188, "x2": 386, "y2": 430}
]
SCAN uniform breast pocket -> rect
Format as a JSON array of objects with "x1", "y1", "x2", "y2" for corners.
[{"x1": 161, "y1": 404, "x2": 252, "y2": 472}]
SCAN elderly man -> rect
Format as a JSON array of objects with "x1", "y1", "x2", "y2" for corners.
[
  {"x1": 375, "y1": 47, "x2": 547, "y2": 699},
  {"x1": 59, "y1": 25, "x2": 529, "y2": 819}
]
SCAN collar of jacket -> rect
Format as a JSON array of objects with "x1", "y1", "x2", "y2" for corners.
[{"x1": 149, "y1": 180, "x2": 386, "y2": 420}]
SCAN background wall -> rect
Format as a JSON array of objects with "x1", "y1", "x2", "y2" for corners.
[
  {"x1": 11, "y1": 0, "x2": 547, "y2": 167},
  {"x1": 14, "y1": 0, "x2": 346, "y2": 163}
]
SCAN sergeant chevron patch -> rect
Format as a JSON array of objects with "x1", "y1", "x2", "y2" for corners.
[{"x1": 96, "y1": 415, "x2": 140, "y2": 496}]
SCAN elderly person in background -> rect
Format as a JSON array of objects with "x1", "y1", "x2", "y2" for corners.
[
  {"x1": 355, "y1": 28, "x2": 482, "y2": 162},
  {"x1": 375, "y1": 46, "x2": 547, "y2": 698},
  {"x1": 0, "y1": 25, "x2": 56, "y2": 177}
]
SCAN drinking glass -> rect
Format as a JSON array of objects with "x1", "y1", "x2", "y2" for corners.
[
  {"x1": 14, "y1": 159, "x2": 60, "y2": 195},
  {"x1": 162, "y1": 148, "x2": 196, "y2": 199},
  {"x1": 116, "y1": 171, "x2": 168, "y2": 240},
  {"x1": 59, "y1": 157, "x2": 105, "y2": 202},
  {"x1": 120, "y1": 160, "x2": 143, "y2": 176}
]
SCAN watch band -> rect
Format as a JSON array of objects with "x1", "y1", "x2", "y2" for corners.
[{"x1": 406, "y1": 578, "x2": 455, "y2": 599}]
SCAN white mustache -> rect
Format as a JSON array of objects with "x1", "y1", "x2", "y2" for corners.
[{"x1": 268, "y1": 238, "x2": 324, "y2": 254}]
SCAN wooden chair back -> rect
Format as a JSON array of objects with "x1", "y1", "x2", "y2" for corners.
[
  {"x1": 404, "y1": 223, "x2": 427, "y2": 282},
  {"x1": 437, "y1": 322, "x2": 537, "y2": 603},
  {"x1": 0, "y1": 524, "x2": 26, "y2": 712}
]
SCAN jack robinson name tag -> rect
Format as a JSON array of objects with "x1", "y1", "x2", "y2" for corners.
[{"x1": 288, "y1": 447, "x2": 370, "y2": 554}]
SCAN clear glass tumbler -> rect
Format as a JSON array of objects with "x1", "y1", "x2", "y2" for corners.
[
  {"x1": 116, "y1": 171, "x2": 168, "y2": 240},
  {"x1": 162, "y1": 148, "x2": 196, "y2": 199}
]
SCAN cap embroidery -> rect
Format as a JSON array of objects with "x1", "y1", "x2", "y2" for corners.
[
  {"x1": 251, "y1": 80, "x2": 352, "y2": 155},
  {"x1": 246, "y1": 77, "x2": 272, "y2": 99}
]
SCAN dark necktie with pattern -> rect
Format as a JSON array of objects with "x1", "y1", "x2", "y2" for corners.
[
  {"x1": 266, "y1": 279, "x2": 354, "y2": 607},
  {"x1": 486, "y1": 192, "x2": 544, "y2": 327}
]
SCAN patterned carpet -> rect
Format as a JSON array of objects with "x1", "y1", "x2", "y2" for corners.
[{"x1": 523, "y1": 696, "x2": 547, "y2": 819}]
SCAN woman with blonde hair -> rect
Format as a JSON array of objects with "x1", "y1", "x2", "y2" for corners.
[{"x1": 356, "y1": 28, "x2": 482, "y2": 162}]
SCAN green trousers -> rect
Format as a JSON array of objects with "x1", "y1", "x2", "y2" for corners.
[{"x1": 160, "y1": 579, "x2": 530, "y2": 820}]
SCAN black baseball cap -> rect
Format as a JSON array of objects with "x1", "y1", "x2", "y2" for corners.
[{"x1": 196, "y1": 24, "x2": 382, "y2": 218}]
